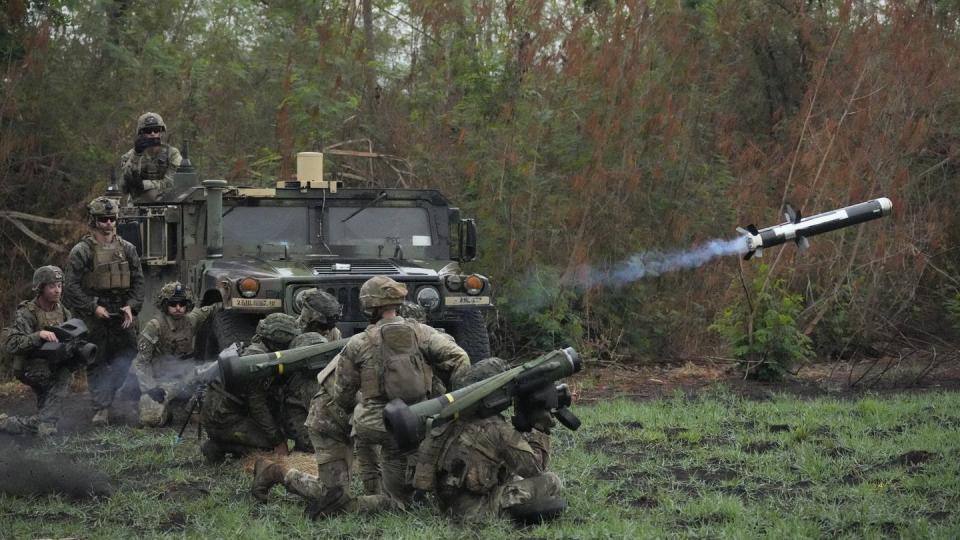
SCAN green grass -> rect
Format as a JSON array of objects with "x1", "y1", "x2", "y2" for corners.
[{"x1": 2, "y1": 390, "x2": 959, "y2": 538}]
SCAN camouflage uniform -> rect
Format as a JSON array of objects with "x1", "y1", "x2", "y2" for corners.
[
  {"x1": 296, "y1": 288, "x2": 342, "y2": 341},
  {"x1": 131, "y1": 282, "x2": 221, "y2": 426},
  {"x1": 331, "y1": 277, "x2": 470, "y2": 509},
  {"x1": 413, "y1": 359, "x2": 562, "y2": 523},
  {"x1": 252, "y1": 277, "x2": 469, "y2": 516},
  {"x1": 63, "y1": 198, "x2": 144, "y2": 422},
  {"x1": 273, "y1": 332, "x2": 325, "y2": 452},
  {"x1": 200, "y1": 314, "x2": 300, "y2": 460},
  {"x1": 1, "y1": 267, "x2": 76, "y2": 434},
  {"x1": 119, "y1": 112, "x2": 182, "y2": 200}
]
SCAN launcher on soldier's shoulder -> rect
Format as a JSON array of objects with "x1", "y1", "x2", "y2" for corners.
[
  {"x1": 383, "y1": 347, "x2": 583, "y2": 451},
  {"x1": 217, "y1": 338, "x2": 349, "y2": 393}
]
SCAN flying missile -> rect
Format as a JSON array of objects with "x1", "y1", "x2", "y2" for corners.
[{"x1": 738, "y1": 197, "x2": 893, "y2": 260}]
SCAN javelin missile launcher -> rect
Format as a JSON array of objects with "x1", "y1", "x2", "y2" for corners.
[
  {"x1": 217, "y1": 338, "x2": 348, "y2": 393},
  {"x1": 383, "y1": 347, "x2": 583, "y2": 451},
  {"x1": 738, "y1": 197, "x2": 893, "y2": 260}
]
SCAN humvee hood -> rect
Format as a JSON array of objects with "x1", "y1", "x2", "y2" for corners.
[{"x1": 203, "y1": 258, "x2": 445, "y2": 279}]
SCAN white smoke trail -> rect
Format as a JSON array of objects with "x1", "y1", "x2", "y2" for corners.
[{"x1": 572, "y1": 236, "x2": 749, "y2": 289}]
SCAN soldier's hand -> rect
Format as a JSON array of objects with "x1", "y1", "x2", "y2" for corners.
[
  {"x1": 527, "y1": 409, "x2": 556, "y2": 434},
  {"x1": 120, "y1": 306, "x2": 134, "y2": 329},
  {"x1": 134, "y1": 135, "x2": 151, "y2": 154},
  {"x1": 37, "y1": 330, "x2": 59, "y2": 343},
  {"x1": 147, "y1": 387, "x2": 166, "y2": 403},
  {"x1": 95, "y1": 305, "x2": 111, "y2": 320}
]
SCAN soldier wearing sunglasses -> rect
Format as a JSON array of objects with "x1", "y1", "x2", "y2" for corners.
[
  {"x1": 119, "y1": 112, "x2": 182, "y2": 201},
  {"x1": 129, "y1": 282, "x2": 222, "y2": 427},
  {"x1": 63, "y1": 196, "x2": 144, "y2": 427}
]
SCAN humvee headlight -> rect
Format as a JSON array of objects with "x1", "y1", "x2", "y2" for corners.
[
  {"x1": 444, "y1": 275, "x2": 463, "y2": 292},
  {"x1": 237, "y1": 277, "x2": 260, "y2": 298},
  {"x1": 416, "y1": 286, "x2": 441, "y2": 311},
  {"x1": 464, "y1": 275, "x2": 484, "y2": 295}
]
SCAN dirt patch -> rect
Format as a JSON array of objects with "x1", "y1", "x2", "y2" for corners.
[
  {"x1": 891, "y1": 450, "x2": 936, "y2": 468},
  {"x1": 160, "y1": 481, "x2": 210, "y2": 502},
  {"x1": 767, "y1": 424, "x2": 791, "y2": 433},
  {"x1": 160, "y1": 511, "x2": 189, "y2": 532},
  {"x1": 743, "y1": 441, "x2": 779, "y2": 454}
]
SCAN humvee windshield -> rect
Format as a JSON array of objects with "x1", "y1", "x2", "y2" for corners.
[
  {"x1": 223, "y1": 206, "x2": 309, "y2": 249},
  {"x1": 326, "y1": 206, "x2": 433, "y2": 258}
]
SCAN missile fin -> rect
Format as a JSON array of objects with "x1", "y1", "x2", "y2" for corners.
[
  {"x1": 784, "y1": 204, "x2": 800, "y2": 224},
  {"x1": 743, "y1": 250, "x2": 754, "y2": 261},
  {"x1": 755, "y1": 248, "x2": 763, "y2": 258},
  {"x1": 796, "y1": 236, "x2": 810, "y2": 253},
  {"x1": 747, "y1": 224, "x2": 759, "y2": 235}
]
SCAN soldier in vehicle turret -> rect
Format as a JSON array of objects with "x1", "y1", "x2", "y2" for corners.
[
  {"x1": 63, "y1": 197, "x2": 144, "y2": 427},
  {"x1": 130, "y1": 282, "x2": 222, "y2": 427},
  {"x1": 119, "y1": 112, "x2": 182, "y2": 201}
]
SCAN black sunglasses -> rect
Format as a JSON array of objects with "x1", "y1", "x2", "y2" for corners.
[
  {"x1": 140, "y1": 127, "x2": 164, "y2": 135},
  {"x1": 96, "y1": 216, "x2": 117, "y2": 223},
  {"x1": 169, "y1": 301, "x2": 188, "y2": 308}
]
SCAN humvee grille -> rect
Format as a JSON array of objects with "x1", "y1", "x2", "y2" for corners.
[{"x1": 312, "y1": 261, "x2": 400, "y2": 275}]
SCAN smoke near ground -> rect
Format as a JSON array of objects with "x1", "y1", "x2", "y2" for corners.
[
  {"x1": 0, "y1": 441, "x2": 114, "y2": 499},
  {"x1": 569, "y1": 236, "x2": 749, "y2": 289}
]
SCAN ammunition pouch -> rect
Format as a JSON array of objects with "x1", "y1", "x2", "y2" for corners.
[{"x1": 82, "y1": 240, "x2": 131, "y2": 291}]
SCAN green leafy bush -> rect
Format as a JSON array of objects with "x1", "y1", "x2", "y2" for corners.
[{"x1": 710, "y1": 264, "x2": 813, "y2": 380}]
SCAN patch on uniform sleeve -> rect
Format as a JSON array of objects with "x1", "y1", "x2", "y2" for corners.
[{"x1": 139, "y1": 320, "x2": 160, "y2": 348}]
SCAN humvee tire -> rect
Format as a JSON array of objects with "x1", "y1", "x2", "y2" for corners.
[
  {"x1": 451, "y1": 308, "x2": 491, "y2": 363},
  {"x1": 212, "y1": 311, "x2": 258, "y2": 353}
]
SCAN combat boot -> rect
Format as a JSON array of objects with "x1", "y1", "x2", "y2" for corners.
[
  {"x1": 91, "y1": 408, "x2": 109, "y2": 428},
  {"x1": 36, "y1": 422, "x2": 58, "y2": 437},
  {"x1": 200, "y1": 439, "x2": 227, "y2": 464},
  {"x1": 251, "y1": 459, "x2": 290, "y2": 502},
  {"x1": 305, "y1": 486, "x2": 352, "y2": 520},
  {"x1": 0, "y1": 413, "x2": 37, "y2": 435}
]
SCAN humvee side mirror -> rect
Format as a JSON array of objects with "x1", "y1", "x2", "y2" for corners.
[{"x1": 458, "y1": 219, "x2": 478, "y2": 262}]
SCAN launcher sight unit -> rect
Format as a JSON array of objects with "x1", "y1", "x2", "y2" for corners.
[
  {"x1": 383, "y1": 347, "x2": 583, "y2": 451},
  {"x1": 36, "y1": 318, "x2": 97, "y2": 368}
]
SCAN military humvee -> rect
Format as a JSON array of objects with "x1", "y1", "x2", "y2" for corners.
[{"x1": 115, "y1": 151, "x2": 492, "y2": 361}]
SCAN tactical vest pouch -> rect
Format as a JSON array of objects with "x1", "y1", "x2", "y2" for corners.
[
  {"x1": 378, "y1": 322, "x2": 432, "y2": 403},
  {"x1": 82, "y1": 241, "x2": 131, "y2": 291}
]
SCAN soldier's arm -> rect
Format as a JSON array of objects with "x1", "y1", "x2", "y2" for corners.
[
  {"x1": 422, "y1": 327, "x2": 471, "y2": 385},
  {"x1": 498, "y1": 422, "x2": 548, "y2": 478},
  {"x1": 124, "y1": 242, "x2": 145, "y2": 314},
  {"x1": 3, "y1": 307, "x2": 43, "y2": 355},
  {"x1": 244, "y1": 382, "x2": 284, "y2": 445},
  {"x1": 332, "y1": 339, "x2": 362, "y2": 412},
  {"x1": 131, "y1": 320, "x2": 161, "y2": 392},
  {"x1": 119, "y1": 150, "x2": 140, "y2": 194},
  {"x1": 63, "y1": 242, "x2": 97, "y2": 316},
  {"x1": 187, "y1": 302, "x2": 222, "y2": 328}
]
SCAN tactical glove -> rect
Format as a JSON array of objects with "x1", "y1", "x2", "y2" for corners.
[
  {"x1": 147, "y1": 387, "x2": 166, "y2": 403},
  {"x1": 134, "y1": 135, "x2": 160, "y2": 154},
  {"x1": 125, "y1": 173, "x2": 144, "y2": 193}
]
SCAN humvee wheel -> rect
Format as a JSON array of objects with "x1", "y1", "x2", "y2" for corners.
[
  {"x1": 212, "y1": 311, "x2": 258, "y2": 353},
  {"x1": 451, "y1": 308, "x2": 491, "y2": 363}
]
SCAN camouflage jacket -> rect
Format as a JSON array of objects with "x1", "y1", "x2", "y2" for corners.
[
  {"x1": 2, "y1": 299, "x2": 71, "y2": 365},
  {"x1": 332, "y1": 315, "x2": 470, "y2": 433},
  {"x1": 239, "y1": 340, "x2": 285, "y2": 444},
  {"x1": 63, "y1": 234, "x2": 144, "y2": 317},
  {"x1": 131, "y1": 303, "x2": 221, "y2": 391},
  {"x1": 119, "y1": 144, "x2": 182, "y2": 197},
  {"x1": 414, "y1": 415, "x2": 550, "y2": 505}
]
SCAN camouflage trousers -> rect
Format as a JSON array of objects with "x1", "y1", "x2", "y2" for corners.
[
  {"x1": 439, "y1": 472, "x2": 563, "y2": 523},
  {"x1": 200, "y1": 386, "x2": 276, "y2": 452},
  {"x1": 16, "y1": 358, "x2": 74, "y2": 427},
  {"x1": 85, "y1": 316, "x2": 137, "y2": 411}
]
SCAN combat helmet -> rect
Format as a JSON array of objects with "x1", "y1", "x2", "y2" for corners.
[
  {"x1": 32, "y1": 265, "x2": 64, "y2": 294},
  {"x1": 398, "y1": 301, "x2": 426, "y2": 322},
  {"x1": 155, "y1": 281, "x2": 194, "y2": 311},
  {"x1": 296, "y1": 288, "x2": 342, "y2": 329},
  {"x1": 87, "y1": 196, "x2": 119, "y2": 226},
  {"x1": 136, "y1": 112, "x2": 166, "y2": 134},
  {"x1": 256, "y1": 313, "x2": 302, "y2": 350},
  {"x1": 359, "y1": 276, "x2": 408, "y2": 313},
  {"x1": 452, "y1": 357, "x2": 508, "y2": 390}
]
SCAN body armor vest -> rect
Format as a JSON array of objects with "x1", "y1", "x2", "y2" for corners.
[
  {"x1": 82, "y1": 238, "x2": 131, "y2": 291},
  {"x1": 359, "y1": 321, "x2": 433, "y2": 404},
  {"x1": 138, "y1": 146, "x2": 171, "y2": 180},
  {"x1": 12, "y1": 301, "x2": 68, "y2": 371},
  {"x1": 160, "y1": 316, "x2": 196, "y2": 357}
]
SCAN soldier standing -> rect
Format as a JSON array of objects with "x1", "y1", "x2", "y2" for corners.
[
  {"x1": 130, "y1": 282, "x2": 221, "y2": 427},
  {"x1": 0, "y1": 266, "x2": 85, "y2": 436},
  {"x1": 412, "y1": 358, "x2": 565, "y2": 524},
  {"x1": 200, "y1": 313, "x2": 300, "y2": 463},
  {"x1": 63, "y1": 196, "x2": 144, "y2": 427},
  {"x1": 119, "y1": 112, "x2": 182, "y2": 201},
  {"x1": 251, "y1": 276, "x2": 470, "y2": 517}
]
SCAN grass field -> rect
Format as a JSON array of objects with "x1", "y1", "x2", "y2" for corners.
[{"x1": 1, "y1": 388, "x2": 958, "y2": 539}]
